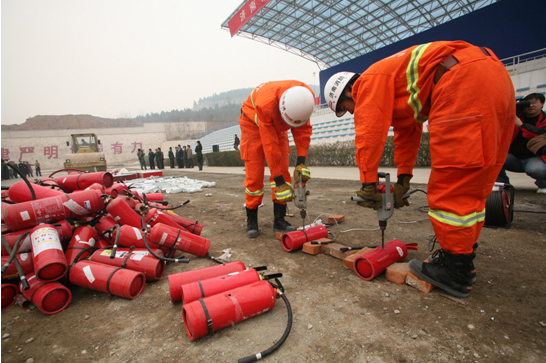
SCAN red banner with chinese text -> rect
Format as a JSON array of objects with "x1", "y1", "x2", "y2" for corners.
[{"x1": 228, "y1": 0, "x2": 271, "y2": 37}]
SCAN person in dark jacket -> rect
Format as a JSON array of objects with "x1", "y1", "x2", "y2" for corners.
[
  {"x1": 148, "y1": 149, "x2": 155, "y2": 169},
  {"x1": 195, "y1": 141, "x2": 203, "y2": 171},
  {"x1": 168, "y1": 147, "x2": 175, "y2": 168},
  {"x1": 176, "y1": 145, "x2": 184, "y2": 168}
]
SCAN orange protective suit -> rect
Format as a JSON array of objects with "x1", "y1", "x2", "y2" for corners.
[
  {"x1": 239, "y1": 81, "x2": 314, "y2": 209},
  {"x1": 352, "y1": 41, "x2": 515, "y2": 254}
]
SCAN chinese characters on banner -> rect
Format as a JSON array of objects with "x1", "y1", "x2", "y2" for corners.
[
  {"x1": 19, "y1": 147, "x2": 35, "y2": 161},
  {"x1": 228, "y1": 0, "x2": 271, "y2": 37},
  {"x1": 1, "y1": 148, "x2": 10, "y2": 160},
  {"x1": 2, "y1": 140, "x2": 145, "y2": 162},
  {"x1": 131, "y1": 142, "x2": 143, "y2": 153},
  {"x1": 111, "y1": 142, "x2": 123, "y2": 155},
  {"x1": 44, "y1": 146, "x2": 59, "y2": 159}
]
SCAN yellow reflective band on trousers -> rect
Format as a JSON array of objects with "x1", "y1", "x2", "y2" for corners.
[
  {"x1": 250, "y1": 89, "x2": 259, "y2": 126},
  {"x1": 406, "y1": 43, "x2": 431, "y2": 121},
  {"x1": 245, "y1": 187, "x2": 264, "y2": 196},
  {"x1": 428, "y1": 208, "x2": 486, "y2": 227}
]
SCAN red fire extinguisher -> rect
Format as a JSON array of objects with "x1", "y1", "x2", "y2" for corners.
[
  {"x1": 1, "y1": 220, "x2": 73, "y2": 256},
  {"x1": 106, "y1": 197, "x2": 143, "y2": 229},
  {"x1": 168, "y1": 261, "x2": 246, "y2": 303},
  {"x1": 69, "y1": 260, "x2": 145, "y2": 299},
  {"x1": 8, "y1": 181, "x2": 64, "y2": 203},
  {"x1": 65, "y1": 226, "x2": 99, "y2": 266},
  {"x1": 147, "y1": 223, "x2": 210, "y2": 258},
  {"x1": 105, "y1": 182, "x2": 128, "y2": 198},
  {"x1": 20, "y1": 273, "x2": 71, "y2": 315},
  {"x1": 2, "y1": 283, "x2": 20, "y2": 310},
  {"x1": 1, "y1": 190, "x2": 105, "y2": 232},
  {"x1": 89, "y1": 248, "x2": 165, "y2": 281},
  {"x1": 85, "y1": 182, "x2": 107, "y2": 195},
  {"x1": 281, "y1": 225, "x2": 329, "y2": 252},
  {"x1": 110, "y1": 224, "x2": 147, "y2": 249},
  {"x1": 163, "y1": 213, "x2": 203, "y2": 235},
  {"x1": 30, "y1": 224, "x2": 68, "y2": 282},
  {"x1": 50, "y1": 171, "x2": 114, "y2": 193},
  {"x1": 353, "y1": 239, "x2": 417, "y2": 281},
  {"x1": 182, "y1": 280, "x2": 278, "y2": 341},
  {"x1": 180, "y1": 268, "x2": 263, "y2": 305},
  {"x1": 144, "y1": 208, "x2": 182, "y2": 229}
]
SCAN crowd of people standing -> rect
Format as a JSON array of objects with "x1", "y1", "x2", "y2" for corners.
[
  {"x1": 1, "y1": 160, "x2": 41, "y2": 180},
  {"x1": 136, "y1": 142, "x2": 204, "y2": 171}
]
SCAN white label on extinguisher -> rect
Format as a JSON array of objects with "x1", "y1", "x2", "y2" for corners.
[
  {"x1": 63, "y1": 200, "x2": 88, "y2": 216},
  {"x1": 159, "y1": 232, "x2": 168, "y2": 246},
  {"x1": 30, "y1": 226, "x2": 63, "y2": 257},
  {"x1": 396, "y1": 246, "x2": 404, "y2": 257},
  {"x1": 130, "y1": 254, "x2": 144, "y2": 261},
  {"x1": 20, "y1": 211, "x2": 30, "y2": 221},
  {"x1": 83, "y1": 265, "x2": 95, "y2": 283},
  {"x1": 132, "y1": 227, "x2": 143, "y2": 240},
  {"x1": 20, "y1": 253, "x2": 28, "y2": 261}
]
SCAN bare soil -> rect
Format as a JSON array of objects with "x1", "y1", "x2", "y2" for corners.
[{"x1": 2, "y1": 170, "x2": 546, "y2": 363}]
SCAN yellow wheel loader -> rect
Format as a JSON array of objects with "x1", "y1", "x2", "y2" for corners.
[{"x1": 63, "y1": 133, "x2": 107, "y2": 172}]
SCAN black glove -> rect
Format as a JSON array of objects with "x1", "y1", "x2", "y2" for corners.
[
  {"x1": 393, "y1": 174, "x2": 411, "y2": 209},
  {"x1": 355, "y1": 183, "x2": 382, "y2": 210}
]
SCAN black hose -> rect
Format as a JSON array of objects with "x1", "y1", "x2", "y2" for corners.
[
  {"x1": 6, "y1": 163, "x2": 36, "y2": 201},
  {"x1": 142, "y1": 231, "x2": 189, "y2": 263},
  {"x1": 238, "y1": 283, "x2": 292, "y2": 363},
  {"x1": 109, "y1": 224, "x2": 121, "y2": 259},
  {"x1": 1, "y1": 236, "x2": 30, "y2": 290},
  {"x1": 1, "y1": 231, "x2": 30, "y2": 275}
]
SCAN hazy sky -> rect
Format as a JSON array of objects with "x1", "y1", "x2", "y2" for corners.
[{"x1": 1, "y1": 0, "x2": 321, "y2": 125}]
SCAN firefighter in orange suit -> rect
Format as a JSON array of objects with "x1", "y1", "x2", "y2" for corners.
[
  {"x1": 325, "y1": 41, "x2": 515, "y2": 298},
  {"x1": 240, "y1": 81, "x2": 315, "y2": 238}
]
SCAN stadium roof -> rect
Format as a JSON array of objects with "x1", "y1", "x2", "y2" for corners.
[{"x1": 221, "y1": 0, "x2": 496, "y2": 69}]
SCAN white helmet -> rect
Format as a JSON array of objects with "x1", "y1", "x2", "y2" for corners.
[
  {"x1": 279, "y1": 86, "x2": 314, "y2": 128},
  {"x1": 324, "y1": 72, "x2": 357, "y2": 117}
]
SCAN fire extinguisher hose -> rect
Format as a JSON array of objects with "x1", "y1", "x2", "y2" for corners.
[
  {"x1": 1, "y1": 231, "x2": 29, "y2": 275},
  {"x1": 238, "y1": 279, "x2": 293, "y2": 363},
  {"x1": 6, "y1": 163, "x2": 36, "y2": 201},
  {"x1": 142, "y1": 231, "x2": 190, "y2": 264},
  {"x1": 1, "y1": 235, "x2": 30, "y2": 290}
]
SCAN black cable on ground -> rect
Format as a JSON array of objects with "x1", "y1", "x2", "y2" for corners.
[{"x1": 238, "y1": 280, "x2": 292, "y2": 363}]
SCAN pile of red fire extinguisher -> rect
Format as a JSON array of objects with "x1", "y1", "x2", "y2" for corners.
[
  {"x1": 1, "y1": 168, "x2": 209, "y2": 315},
  {"x1": 168, "y1": 261, "x2": 293, "y2": 363}
]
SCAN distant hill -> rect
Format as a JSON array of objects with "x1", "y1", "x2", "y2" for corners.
[
  {"x1": 193, "y1": 88, "x2": 254, "y2": 111},
  {"x1": 2, "y1": 114, "x2": 142, "y2": 131}
]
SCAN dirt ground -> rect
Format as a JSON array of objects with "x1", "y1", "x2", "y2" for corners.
[{"x1": 2, "y1": 169, "x2": 546, "y2": 363}]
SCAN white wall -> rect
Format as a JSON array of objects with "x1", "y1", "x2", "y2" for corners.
[{"x1": 0, "y1": 122, "x2": 205, "y2": 170}]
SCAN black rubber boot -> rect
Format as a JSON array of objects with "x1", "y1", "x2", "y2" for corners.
[
  {"x1": 428, "y1": 243, "x2": 477, "y2": 283},
  {"x1": 409, "y1": 250, "x2": 475, "y2": 298},
  {"x1": 246, "y1": 207, "x2": 259, "y2": 238},
  {"x1": 272, "y1": 202, "x2": 296, "y2": 233}
]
